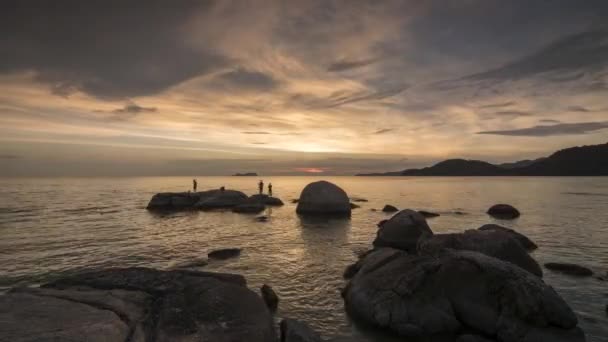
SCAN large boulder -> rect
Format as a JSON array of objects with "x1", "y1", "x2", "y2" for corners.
[
  {"x1": 146, "y1": 192, "x2": 199, "y2": 210},
  {"x1": 280, "y1": 318, "x2": 323, "y2": 342},
  {"x1": 418, "y1": 229, "x2": 543, "y2": 277},
  {"x1": 0, "y1": 268, "x2": 276, "y2": 342},
  {"x1": 194, "y1": 190, "x2": 248, "y2": 210},
  {"x1": 295, "y1": 181, "x2": 351, "y2": 217},
  {"x1": 373, "y1": 209, "x2": 433, "y2": 252},
  {"x1": 478, "y1": 224, "x2": 538, "y2": 251},
  {"x1": 487, "y1": 204, "x2": 520, "y2": 219},
  {"x1": 343, "y1": 249, "x2": 584, "y2": 342}
]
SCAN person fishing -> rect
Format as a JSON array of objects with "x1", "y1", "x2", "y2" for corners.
[
  {"x1": 268, "y1": 182, "x2": 273, "y2": 197},
  {"x1": 193, "y1": 179, "x2": 197, "y2": 192},
  {"x1": 258, "y1": 180, "x2": 264, "y2": 195}
]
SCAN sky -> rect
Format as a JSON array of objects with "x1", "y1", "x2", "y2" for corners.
[{"x1": 1, "y1": 0, "x2": 608, "y2": 176}]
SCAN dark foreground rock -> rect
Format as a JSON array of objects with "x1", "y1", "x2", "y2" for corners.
[
  {"x1": 280, "y1": 318, "x2": 323, "y2": 342},
  {"x1": 478, "y1": 224, "x2": 538, "y2": 251},
  {"x1": 260, "y1": 284, "x2": 279, "y2": 311},
  {"x1": 0, "y1": 267, "x2": 276, "y2": 342},
  {"x1": 250, "y1": 194, "x2": 285, "y2": 206},
  {"x1": 373, "y1": 209, "x2": 433, "y2": 252},
  {"x1": 418, "y1": 229, "x2": 543, "y2": 277},
  {"x1": 418, "y1": 210, "x2": 440, "y2": 218},
  {"x1": 296, "y1": 181, "x2": 351, "y2": 217},
  {"x1": 487, "y1": 204, "x2": 520, "y2": 219},
  {"x1": 208, "y1": 248, "x2": 242, "y2": 260},
  {"x1": 545, "y1": 262, "x2": 594, "y2": 277},
  {"x1": 382, "y1": 204, "x2": 398, "y2": 212},
  {"x1": 343, "y1": 249, "x2": 585, "y2": 342}
]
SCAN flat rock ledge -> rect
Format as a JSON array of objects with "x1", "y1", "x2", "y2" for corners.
[
  {"x1": 146, "y1": 189, "x2": 285, "y2": 212},
  {"x1": 0, "y1": 267, "x2": 277, "y2": 342}
]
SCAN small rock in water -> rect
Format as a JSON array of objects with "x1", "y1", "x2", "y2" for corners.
[
  {"x1": 418, "y1": 210, "x2": 440, "y2": 218},
  {"x1": 291, "y1": 199, "x2": 299, "y2": 203},
  {"x1": 370, "y1": 208, "x2": 377, "y2": 212},
  {"x1": 351, "y1": 197, "x2": 368, "y2": 202},
  {"x1": 545, "y1": 262, "x2": 593, "y2": 277},
  {"x1": 255, "y1": 215, "x2": 268, "y2": 222},
  {"x1": 208, "y1": 248, "x2": 242, "y2": 260},
  {"x1": 487, "y1": 203, "x2": 520, "y2": 219},
  {"x1": 350, "y1": 203, "x2": 360, "y2": 209},
  {"x1": 280, "y1": 318, "x2": 323, "y2": 342},
  {"x1": 260, "y1": 284, "x2": 279, "y2": 311},
  {"x1": 382, "y1": 204, "x2": 398, "y2": 212}
]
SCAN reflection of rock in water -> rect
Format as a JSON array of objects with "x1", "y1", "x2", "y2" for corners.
[{"x1": 297, "y1": 215, "x2": 351, "y2": 252}]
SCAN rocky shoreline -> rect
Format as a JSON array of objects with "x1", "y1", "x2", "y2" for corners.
[{"x1": 2, "y1": 180, "x2": 600, "y2": 341}]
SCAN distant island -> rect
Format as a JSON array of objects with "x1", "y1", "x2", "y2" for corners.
[
  {"x1": 358, "y1": 142, "x2": 608, "y2": 176},
  {"x1": 232, "y1": 172, "x2": 258, "y2": 176}
]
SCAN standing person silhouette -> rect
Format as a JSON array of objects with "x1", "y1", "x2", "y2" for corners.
[
  {"x1": 258, "y1": 180, "x2": 264, "y2": 195},
  {"x1": 268, "y1": 183, "x2": 273, "y2": 197},
  {"x1": 193, "y1": 179, "x2": 197, "y2": 192}
]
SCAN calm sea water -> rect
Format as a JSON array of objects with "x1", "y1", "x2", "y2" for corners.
[{"x1": 1, "y1": 176, "x2": 607, "y2": 341}]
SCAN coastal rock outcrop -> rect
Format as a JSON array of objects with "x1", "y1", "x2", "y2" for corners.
[
  {"x1": 418, "y1": 229, "x2": 543, "y2": 277},
  {"x1": 296, "y1": 181, "x2": 351, "y2": 217},
  {"x1": 250, "y1": 194, "x2": 285, "y2": 206},
  {"x1": 373, "y1": 209, "x2": 433, "y2": 252},
  {"x1": 343, "y1": 249, "x2": 585, "y2": 342},
  {"x1": 147, "y1": 189, "x2": 249, "y2": 211},
  {"x1": 477, "y1": 224, "x2": 538, "y2": 251},
  {"x1": 487, "y1": 204, "x2": 520, "y2": 219},
  {"x1": 195, "y1": 190, "x2": 249, "y2": 210},
  {"x1": 0, "y1": 267, "x2": 276, "y2": 342}
]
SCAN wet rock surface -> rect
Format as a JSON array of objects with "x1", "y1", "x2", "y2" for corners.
[
  {"x1": 477, "y1": 224, "x2": 538, "y2": 251},
  {"x1": 0, "y1": 267, "x2": 276, "y2": 342}
]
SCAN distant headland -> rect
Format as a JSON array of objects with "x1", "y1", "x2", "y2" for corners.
[
  {"x1": 232, "y1": 172, "x2": 258, "y2": 176},
  {"x1": 357, "y1": 142, "x2": 608, "y2": 176}
]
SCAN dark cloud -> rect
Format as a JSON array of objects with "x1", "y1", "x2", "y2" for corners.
[
  {"x1": 466, "y1": 29, "x2": 608, "y2": 82},
  {"x1": 494, "y1": 111, "x2": 532, "y2": 117},
  {"x1": 288, "y1": 84, "x2": 407, "y2": 110},
  {"x1": 374, "y1": 128, "x2": 394, "y2": 134},
  {"x1": 242, "y1": 131, "x2": 271, "y2": 135},
  {"x1": 477, "y1": 101, "x2": 515, "y2": 109},
  {"x1": 212, "y1": 68, "x2": 279, "y2": 91},
  {"x1": 113, "y1": 103, "x2": 157, "y2": 114},
  {"x1": 477, "y1": 121, "x2": 608, "y2": 136},
  {"x1": 539, "y1": 119, "x2": 561, "y2": 124},
  {"x1": 327, "y1": 57, "x2": 379, "y2": 72},
  {"x1": 567, "y1": 106, "x2": 590, "y2": 112},
  {"x1": 0, "y1": 0, "x2": 228, "y2": 99}
]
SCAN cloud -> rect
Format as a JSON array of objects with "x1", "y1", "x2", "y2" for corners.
[
  {"x1": 0, "y1": 154, "x2": 20, "y2": 159},
  {"x1": 112, "y1": 103, "x2": 157, "y2": 114},
  {"x1": 374, "y1": 128, "x2": 394, "y2": 134},
  {"x1": 567, "y1": 105, "x2": 590, "y2": 112},
  {"x1": 477, "y1": 101, "x2": 515, "y2": 109},
  {"x1": 494, "y1": 111, "x2": 532, "y2": 117},
  {"x1": 242, "y1": 131, "x2": 271, "y2": 135},
  {"x1": 0, "y1": 0, "x2": 228, "y2": 99},
  {"x1": 539, "y1": 119, "x2": 561, "y2": 124},
  {"x1": 477, "y1": 121, "x2": 608, "y2": 136},
  {"x1": 288, "y1": 85, "x2": 408, "y2": 110},
  {"x1": 327, "y1": 57, "x2": 379, "y2": 72},
  {"x1": 211, "y1": 68, "x2": 279, "y2": 91}
]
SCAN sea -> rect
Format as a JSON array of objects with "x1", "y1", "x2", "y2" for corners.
[{"x1": 1, "y1": 176, "x2": 607, "y2": 341}]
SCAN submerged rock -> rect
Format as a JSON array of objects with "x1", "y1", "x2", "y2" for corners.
[
  {"x1": 343, "y1": 249, "x2": 584, "y2": 341},
  {"x1": 418, "y1": 210, "x2": 440, "y2": 218},
  {"x1": 545, "y1": 262, "x2": 593, "y2": 277},
  {"x1": 280, "y1": 318, "x2": 323, "y2": 342},
  {"x1": 0, "y1": 267, "x2": 276, "y2": 342},
  {"x1": 260, "y1": 284, "x2": 279, "y2": 311},
  {"x1": 418, "y1": 229, "x2": 543, "y2": 277},
  {"x1": 296, "y1": 181, "x2": 351, "y2": 217},
  {"x1": 208, "y1": 248, "x2": 242, "y2": 260},
  {"x1": 351, "y1": 197, "x2": 369, "y2": 202},
  {"x1": 478, "y1": 224, "x2": 538, "y2": 251},
  {"x1": 373, "y1": 209, "x2": 433, "y2": 252},
  {"x1": 487, "y1": 204, "x2": 520, "y2": 219},
  {"x1": 381, "y1": 204, "x2": 398, "y2": 212}
]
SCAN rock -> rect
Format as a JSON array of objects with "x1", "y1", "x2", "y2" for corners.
[
  {"x1": 233, "y1": 201, "x2": 266, "y2": 213},
  {"x1": 478, "y1": 224, "x2": 538, "y2": 251},
  {"x1": 250, "y1": 194, "x2": 285, "y2": 206},
  {"x1": 370, "y1": 208, "x2": 377, "y2": 212},
  {"x1": 545, "y1": 263, "x2": 593, "y2": 277},
  {"x1": 377, "y1": 219, "x2": 388, "y2": 228},
  {"x1": 456, "y1": 334, "x2": 497, "y2": 342},
  {"x1": 1, "y1": 268, "x2": 276, "y2": 342},
  {"x1": 382, "y1": 204, "x2": 398, "y2": 212},
  {"x1": 418, "y1": 210, "x2": 440, "y2": 218},
  {"x1": 343, "y1": 263, "x2": 360, "y2": 279},
  {"x1": 295, "y1": 181, "x2": 351, "y2": 217},
  {"x1": 418, "y1": 229, "x2": 543, "y2": 277},
  {"x1": 146, "y1": 192, "x2": 199, "y2": 210},
  {"x1": 373, "y1": 209, "x2": 433, "y2": 252},
  {"x1": 343, "y1": 249, "x2": 584, "y2": 341},
  {"x1": 280, "y1": 318, "x2": 323, "y2": 342},
  {"x1": 260, "y1": 284, "x2": 279, "y2": 311},
  {"x1": 487, "y1": 204, "x2": 520, "y2": 219},
  {"x1": 194, "y1": 190, "x2": 248, "y2": 210},
  {"x1": 256, "y1": 215, "x2": 269, "y2": 222},
  {"x1": 351, "y1": 197, "x2": 368, "y2": 202},
  {"x1": 171, "y1": 258, "x2": 209, "y2": 269},
  {"x1": 605, "y1": 304, "x2": 607, "y2": 317},
  {"x1": 350, "y1": 203, "x2": 360, "y2": 209},
  {"x1": 291, "y1": 199, "x2": 299, "y2": 203},
  {"x1": 208, "y1": 248, "x2": 242, "y2": 260}
]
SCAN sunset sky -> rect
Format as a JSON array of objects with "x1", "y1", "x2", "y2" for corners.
[{"x1": 1, "y1": 0, "x2": 608, "y2": 176}]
